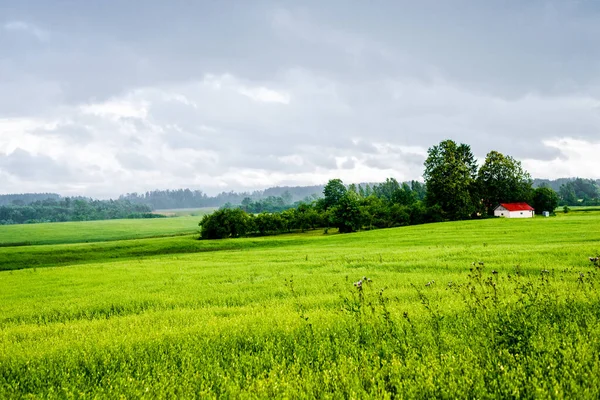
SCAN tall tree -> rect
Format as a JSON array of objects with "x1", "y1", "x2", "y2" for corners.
[
  {"x1": 423, "y1": 140, "x2": 478, "y2": 220},
  {"x1": 322, "y1": 179, "x2": 347, "y2": 210},
  {"x1": 477, "y1": 150, "x2": 533, "y2": 215},
  {"x1": 331, "y1": 192, "x2": 363, "y2": 233},
  {"x1": 373, "y1": 178, "x2": 400, "y2": 202},
  {"x1": 532, "y1": 187, "x2": 559, "y2": 214},
  {"x1": 393, "y1": 182, "x2": 417, "y2": 206}
]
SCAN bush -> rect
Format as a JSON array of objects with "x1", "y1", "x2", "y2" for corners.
[{"x1": 199, "y1": 209, "x2": 254, "y2": 239}]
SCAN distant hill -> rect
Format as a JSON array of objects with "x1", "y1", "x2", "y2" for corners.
[{"x1": 533, "y1": 178, "x2": 600, "y2": 192}]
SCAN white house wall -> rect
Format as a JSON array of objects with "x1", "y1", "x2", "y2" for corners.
[
  {"x1": 494, "y1": 207, "x2": 508, "y2": 218},
  {"x1": 508, "y1": 210, "x2": 534, "y2": 218}
]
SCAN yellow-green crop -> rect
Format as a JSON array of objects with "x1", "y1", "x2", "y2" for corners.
[{"x1": 1, "y1": 213, "x2": 600, "y2": 398}]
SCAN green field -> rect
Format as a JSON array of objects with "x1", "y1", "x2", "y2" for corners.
[
  {"x1": 153, "y1": 207, "x2": 218, "y2": 217},
  {"x1": 0, "y1": 216, "x2": 201, "y2": 246},
  {"x1": 1, "y1": 214, "x2": 600, "y2": 397}
]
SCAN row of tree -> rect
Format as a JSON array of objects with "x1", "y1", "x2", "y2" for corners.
[
  {"x1": 0, "y1": 198, "x2": 158, "y2": 225},
  {"x1": 200, "y1": 140, "x2": 561, "y2": 239},
  {"x1": 0, "y1": 193, "x2": 61, "y2": 206},
  {"x1": 200, "y1": 178, "x2": 438, "y2": 239},
  {"x1": 557, "y1": 178, "x2": 600, "y2": 206},
  {"x1": 118, "y1": 186, "x2": 326, "y2": 210}
]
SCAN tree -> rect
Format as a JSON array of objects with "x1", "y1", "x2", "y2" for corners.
[
  {"x1": 476, "y1": 150, "x2": 533, "y2": 215},
  {"x1": 199, "y1": 209, "x2": 253, "y2": 239},
  {"x1": 423, "y1": 140, "x2": 478, "y2": 220},
  {"x1": 373, "y1": 178, "x2": 400, "y2": 203},
  {"x1": 559, "y1": 179, "x2": 600, "y2": 205},
  {"x1": 361, "y1": 196, "x2": 390, "y2": 229},
  {"x1": 281, "y1": 191, "x2": 293, "y2": 205},
  {"x1": 559, "y1": 183, "x2": 578, "y2": 206},
  {"x1": 393, "y1": 182, "x2": 417, "y2": 206},
  {"x1": 533, "y1": 187, "x2": 559, "y2": 214},
  {"x1": 241, "y1": 197, "x2": 252, "y2": 212},
  {"x1": 410, "y1": 181, "x2": 426, "y2": 201},
  {"x1": 323, "y1": 179, "x2": 347, "y2": 210},
  {"x1": 331, "y1": 192, "x2": 363, "y2": 233}
]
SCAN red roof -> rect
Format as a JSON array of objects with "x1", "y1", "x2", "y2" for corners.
[{"x1": 498, "y1": 202, "x2": 534, "y2": 211}]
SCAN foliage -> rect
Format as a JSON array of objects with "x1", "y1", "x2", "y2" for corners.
[
  {"x1": 198, "y1": 178, "x2": 433, "y2": 238},
  {"x1": 477, "y1": 150, "x2": 534, "y2": 214},
  {"x1": 322, "y1": 178, "x2": 348, "y2": 210},
  {"x1": 120, "y1": 187, "x2": 323, "y2": 210},
  {"x1": 331, "y1": 192, "x2": 363, "y2": 233},
  {"x1": 423, "y1": 140, "x2": 478, "y2": 220},
  {"x1": 199, "y1": 208, "x2": 254, "y2": 239},
  {"x1": 237, "y1": 195, "x2": 294, "y2": 214},
  {"x1": 532, "y1": 186, "x2": 560, "y2": 213},
  {"x1": 558, "y1": 178, "x2": 600, "y2": 206},
  {"x1": 0, "y1": 193, "x2": 60, "y2": 206}
]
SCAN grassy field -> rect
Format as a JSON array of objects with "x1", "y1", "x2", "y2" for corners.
[
  {"x1": 0, "y1": 216, "x2": 201, "y2": 246},
  {"x1": 1, "y1": 213, "x2": 600, "y2": 397},
  {"x1": 564, "y1": 205, "x2": 600, "y2": 213},
  {"x1": 153, "y1": 207, "x2": 217, "y2": 217}
]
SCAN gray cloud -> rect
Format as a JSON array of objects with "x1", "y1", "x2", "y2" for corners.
[
  {"x1": 115, "y1": 151, "x2": 158, "y2": 171},
  {"x1": 1, "y1": 1, "x2": 600, "y2": 197},
  {"x1": 0, "y1": 148, "x2": 72, "y2": 180}
]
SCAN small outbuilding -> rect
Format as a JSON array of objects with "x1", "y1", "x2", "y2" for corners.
[{"x1": 494, "y1": 203, "x2": 535, "y2": 218}]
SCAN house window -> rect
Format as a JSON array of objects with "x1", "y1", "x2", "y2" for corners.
[{"x1": 520, "y1": 212, "x2": 523, "y2": 215}]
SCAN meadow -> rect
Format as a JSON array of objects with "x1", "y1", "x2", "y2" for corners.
[
  {"x1": 1, "y1": 213, "x2": 600, "y2": 398},
  {"x1": 152, "y1": 207, "x2": 217, "y2": 217},
  {"x1": 0, "y1": 216, "x2": 201, "y2": 246}
]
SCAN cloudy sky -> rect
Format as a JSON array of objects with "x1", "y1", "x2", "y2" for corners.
[{"x1": 1, "y1": 1, "x2": 599, "y2": 198}]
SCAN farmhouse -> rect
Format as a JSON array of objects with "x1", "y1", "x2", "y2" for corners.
[{"x1": 494, "y1": 203, "x2": 535, "y2": 218}]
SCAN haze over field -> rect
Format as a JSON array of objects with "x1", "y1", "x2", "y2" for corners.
[{"x1": 1, "y1": 1, "x2": 600, "y2": 198}]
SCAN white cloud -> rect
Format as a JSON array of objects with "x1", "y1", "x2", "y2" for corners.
[
  {"x1": 238, "y1": 86, "x2": 290, "y2": 104},
  {"x1": 3, "y1": 20, "x2": 49, "y2": 41},
  {"x1": 523, "y1": 138, "x2": 600, "y2": 179},
  {"x1": 80, "y1": 99, "x2": 149, "y2": 119}
]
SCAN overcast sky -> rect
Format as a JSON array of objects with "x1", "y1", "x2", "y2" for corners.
[{"x1": 1, "y1": 1, "x2": 599, "y2": 198}]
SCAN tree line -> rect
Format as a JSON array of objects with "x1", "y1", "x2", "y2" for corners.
[
  {"x1": 199, "y1": 140, "x2": 562, "y2": 239},
  {"x1": 0, "y1": 198, "x2": 158, "y2": 225},
  {"x1": 200, "y1": 179, "x2": 432, "y2": 239},
  {"x1": 0, "y1": 193, "x2": 61, "y2": 206},
  {"x1": 556, "y1": 178, "x2": 600, "y2": 206},
  {"x1": 118, "y1": 186, "x2": 326, "y2": 210}
]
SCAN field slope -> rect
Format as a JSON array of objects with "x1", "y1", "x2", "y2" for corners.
[{"x1": 1, "y1": 213, "x2": 600, "y2": 398}]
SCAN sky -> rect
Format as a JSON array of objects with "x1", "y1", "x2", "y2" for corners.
[{"x1": 1, "y1": 0, "x2": 600, "y2": 198}]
